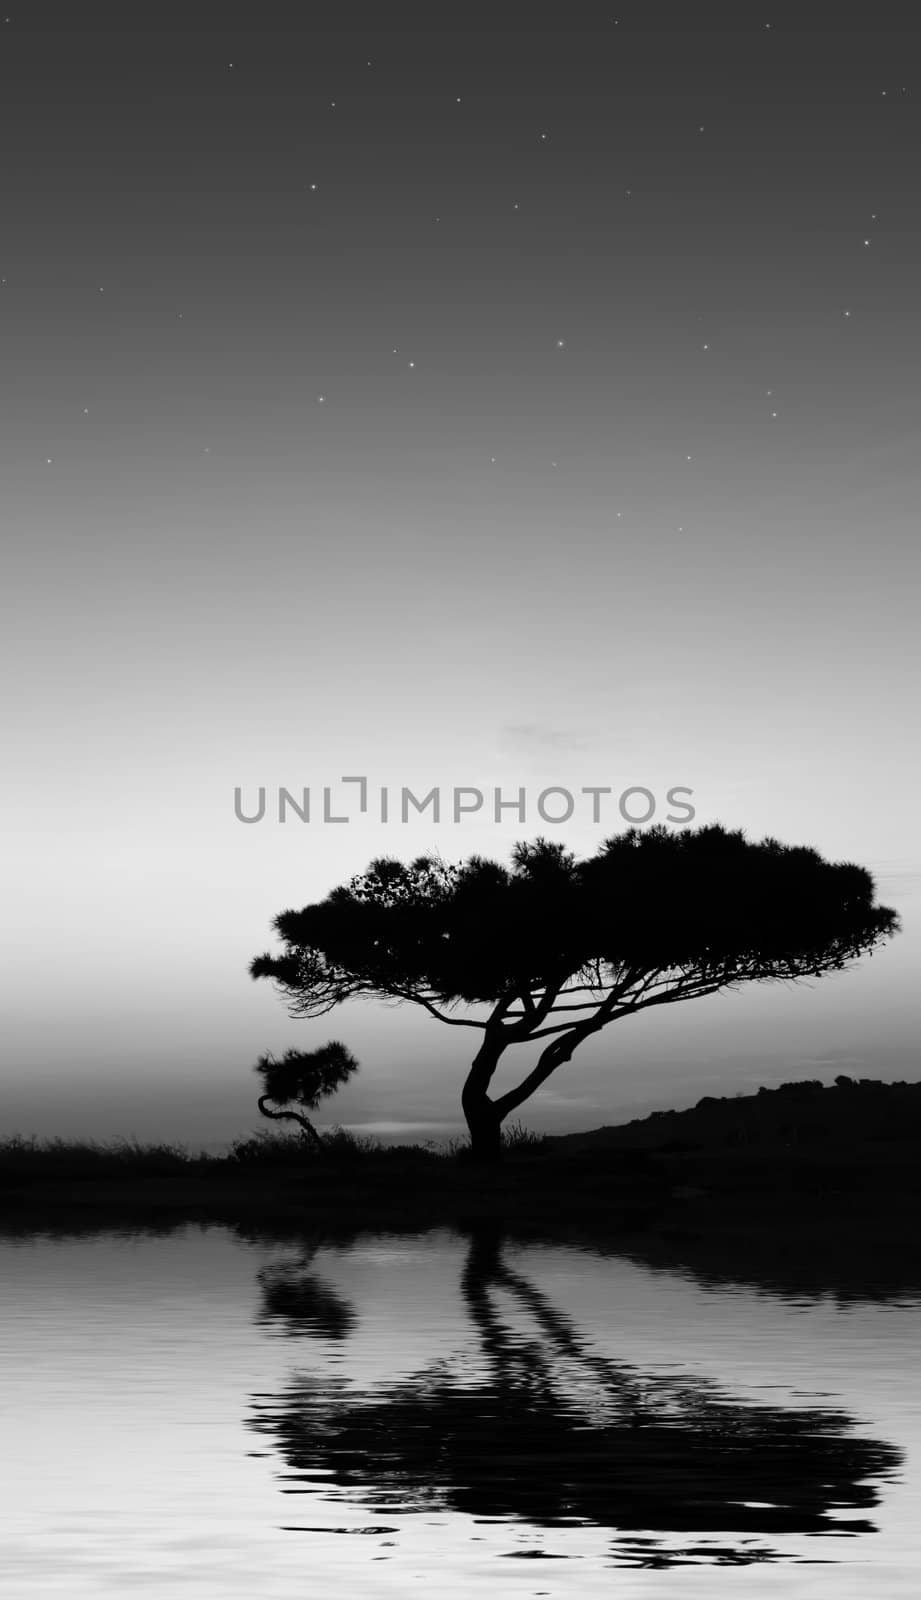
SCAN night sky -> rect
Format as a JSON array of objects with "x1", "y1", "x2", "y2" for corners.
[{"x1": 3, "y1": 4, "x2": 919, "y2": 1145}]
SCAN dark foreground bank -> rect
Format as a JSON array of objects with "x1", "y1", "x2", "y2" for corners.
[{"x1": 3, "y1": 1081, "x2": 920, "y2": 1263}]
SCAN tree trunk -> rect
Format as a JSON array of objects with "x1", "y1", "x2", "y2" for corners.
[
  {"x1": 464, "y1": 1096, "x2": 503, "y2": 1163},
  {"x1": 257, "y1": 1095, "x2": 326, "y2": 1154},
  {"x1": 461, "y1": 1033, "x2": 507, "y2": 1163}
]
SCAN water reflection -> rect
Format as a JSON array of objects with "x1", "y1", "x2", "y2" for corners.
[
  {"x1": 249, "y1": 1221, "x2": 901, "y2": 1567},
  {"x1": 258, "y1": 1258, "x2": 356, "y2": 1341}
]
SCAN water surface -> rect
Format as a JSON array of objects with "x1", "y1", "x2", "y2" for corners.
[{"x1": 2, "y1": 1220, "x2": 918, "y2": 1597}]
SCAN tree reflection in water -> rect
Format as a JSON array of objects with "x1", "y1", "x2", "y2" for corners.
[
  {"x1": 257, "y1": 1257, "x2": 356, "y2": 1342},
  {"x1": 249, "y1": 1222, "x2": 902, "y2": 1567}
]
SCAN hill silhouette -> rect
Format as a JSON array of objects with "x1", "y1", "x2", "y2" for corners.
[{"x1": 548, "y1": 1075, "x2": 921, "y2": 1155}]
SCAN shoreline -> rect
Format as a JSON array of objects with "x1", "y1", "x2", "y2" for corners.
[
  {"x1": 4, "y1": 1141, "x2": 919, "y2": 1233},
  {"x1": 5, "y1": 1146, "x2": 919, "y2": 1304}
]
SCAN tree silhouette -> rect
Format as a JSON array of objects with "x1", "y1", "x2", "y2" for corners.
[
  {"x1": 250, "y1": 825, "x2": 898, "y2": 1160},
  {"x1": 254, "y1": 1040, "x2": 359, "y2": 1153}
]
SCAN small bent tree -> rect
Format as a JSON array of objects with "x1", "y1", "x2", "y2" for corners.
[
  {"x1": 255, "y1": 1041, "x2": 359, "y2": 1154},
  {"x1": 249, "y1": 826, "x2": 898, "y2": 1162}
]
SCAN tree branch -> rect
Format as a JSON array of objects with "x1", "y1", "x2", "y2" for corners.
[
  {"x1": 492, "y1": 1048, "x2": 569, "y2": 1119},
  {"x1": 493, "y1": 978, "x2": 632, "y2": 1115},
  {"x1": 617, "y1": 976, "x2": 731, "y2": 1013},
  {"x1": 388, "y1": 988, "x2": 489, "y2": 1027},
  {"x1": 504, "y1": 998, "x2": 620, "y2": 1017}
]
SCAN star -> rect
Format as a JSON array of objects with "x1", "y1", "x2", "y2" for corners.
[
  {"x1": 408, "y1": 361, "x2": 415, "y2": 369},
  {"x1": 702, "y1": 342, "x2": 710, "y2": 350},
  {"x1": 843, "y1": 309, "x2": 852, "y2": 318},
  {"x1": 863, "y1": 238, "x2": 871, "y2": 246},
  {"x1": 317, "y1": 395, "x2": 326, "y2": 403},
  {"x1": 555, "y1": 338, "x2": 566, "y2": 349},
  {"x1": 308, "y1": 183, "x2": 318, "y2": 191},
  {"x1": 771, "y1": 411, "x2": 778, "y2": 419},
  {"x1": 539, "y1": 132, "x2": 549, "y2": 142},
  {"x1": 686, "y1": 454, "x2": 692, "y2": 461},
  {"x1": 330, "y1": 101, "x2": 336, "y2": 109}
]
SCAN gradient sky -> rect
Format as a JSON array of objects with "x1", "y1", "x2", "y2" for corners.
[{"x1": 3, "y1": 4, "x2": 919, "y2": 1146}]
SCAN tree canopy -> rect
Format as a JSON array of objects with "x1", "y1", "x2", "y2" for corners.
[{"x1": 250, "y1": 824, "x2": 898, "y2": 1158}]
